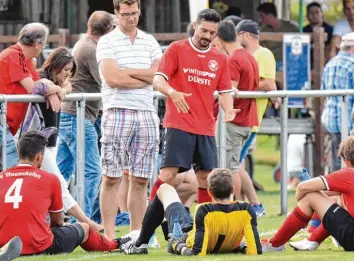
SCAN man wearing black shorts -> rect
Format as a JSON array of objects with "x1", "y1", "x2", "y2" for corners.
[
  {"x1": 150, "y1": 9, "x2": 238, "y2": 204},
  {"x1": 0, "y1": 131, "x2": 126, "y2": 258},
  {"x1": 263, "y1": 136, "x2": 354, "y2": 252}
]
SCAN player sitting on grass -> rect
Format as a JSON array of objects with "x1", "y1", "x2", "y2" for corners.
[
  {"x1": 262, "y1": 136, "x2": 354, "y2": 252},
  {"x1": 124, "y1": 168, "x2": 262, "y2": 255},
  {"x1": 0, "y1": 131, "x2": 129, "y2": 259}
]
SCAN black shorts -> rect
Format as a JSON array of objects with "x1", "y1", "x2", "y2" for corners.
[
  {"x1": 166, "y1": 202, "x2": 193, "y2": 234},
  {"x1": 41, "y1": 224, "x2": 85, "y2": 255},
  {"x1": 322, "y1": 203, "x2": 354, "y2": 251},
  {"x1": 161, "y1": 128, "x2": 218, "y2": 173}
]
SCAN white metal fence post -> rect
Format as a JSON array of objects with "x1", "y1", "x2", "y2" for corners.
[
  {"x1": 218, "y1": 105, "x2": 226, "y2": 169},
  {"x1": 76, "y1": 98, "x2": 86, "y2": 210},
  {"x1": 1, "y1": 99, "x2": 7, "y2": 171},
  {"x1": 280, "y1": 96, "x2": 289, "y2": 215}
]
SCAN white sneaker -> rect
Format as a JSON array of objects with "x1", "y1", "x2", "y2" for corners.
[
  {"x1": 148, "y1": 234, "x2": 161, "y2": 248},
  {"x1": 262, "y1": 239, "x2": 286, "y2": 252},
  {"x1": 289, "y1": 239, "x2": 319, "y2": 251},
  {"x1": 0, "y1": 236, "x2": 22, "y2": 261},
  {"x1": 120, "y1": 230, "x2": 141, "y2": 251}
]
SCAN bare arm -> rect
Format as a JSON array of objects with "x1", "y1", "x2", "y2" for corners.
[
  {"x1": 257, "y1": 78, "x2": 276, "y2": 91},
  {"x1": 219, "y1": 92, "x2": 234, "y2": 114},
  {"x1": 153, "y1": 74, "x2": 174, "y2": 95},
  {"x1": 295, "y1": 178, "x2": 327, "y2": 201},
  {"x1": 67, "y1": 205, "x2": 103, "y2": 232},
  {"x1": 19, "y1": 77, "x2": 62, "y2": 96},
  {"x1": 49, "y1": 212, "x2": 64, "y2": 227},
  {"x1": 99, "y1": 59, "x2": 149, "y2": 89},
  {"x1": 62, "y1": 81, "x2": 72, "y2": 94},
  {"x1": 125, "y1": 68, "x2": 157, "y2": 84},
  {"x1": 329, "y1": 35, "x2": 341, "y2": 59}
]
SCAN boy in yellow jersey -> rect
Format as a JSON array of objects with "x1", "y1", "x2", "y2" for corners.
[
  {"x1": 124, "y1": 169, "x2": 262, "y2": 255},
  {"x1": 234, "y1": 20, "x2": 276, "y2": 216}
]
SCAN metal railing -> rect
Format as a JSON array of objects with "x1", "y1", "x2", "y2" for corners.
[{"x1": 1, "y1": 89, "x2": 353, "y2": 215}]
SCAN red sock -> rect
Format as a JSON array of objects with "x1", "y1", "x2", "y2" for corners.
[
  {"x1": 197, "y1": 187, "x2": 212, "y2": 203},
  {"x1": 308, "y1": 223, "x2": 330, "y2": 244},
  {"x1": 149, "y1": 178, "x2": 164, "y2": 201},
  {"x1": 311, "y1": 213, "x2": 320, "y2": 220},
  {"x1": 81, "y1": 227, "x2": 117, "y2": 252},
  {"x1": 270, "y1": 206, "x2": 311, "y2": 247}
]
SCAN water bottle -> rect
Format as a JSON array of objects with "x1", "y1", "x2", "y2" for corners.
[
  {"x1": 172, "y1": 218, "x2": 183, "y2": 238},
  {"x1": 301, "y1": 168, "x2": 311, "y2": 182}
]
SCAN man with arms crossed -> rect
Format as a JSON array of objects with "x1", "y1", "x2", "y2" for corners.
[
  {"x1": 124, "y1": 169, "x2": 262, "y2": 255},
  {"x1": 0, "y1": 131, "x2": 125, "y2": 259},
  {"x1": 97, "y1": 0, "x2": 162, "y2": 240},
  {"x1": 263, "y1": 136, "x2": 354, "y2": 252},
  {"x1": 150, "y1": 8, "x2": 238, "y2": 205}
]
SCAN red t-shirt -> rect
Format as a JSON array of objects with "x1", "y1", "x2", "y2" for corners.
[
  {"x1": 320, "y1": 168, "x2": 354, "y2": 217},
  {"x1": 156, "y1": 39, "x2": 232, "y2": 136},
  {"x1": 227, "y1": 48, "x2": 259, "y2": 127},
  {"x1": 0, "y1": 165, "x2": 63, "y2": 254},
  {"x1": 0, "y1": 44, "x2": 40, "y2": 135}
]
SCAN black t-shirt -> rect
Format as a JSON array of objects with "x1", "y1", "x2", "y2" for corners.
[
  {"x1": 303, "y1": 22, "x2": 333, "y2": 68},
  {"x1": 38, "y1": 72, "x2": 61, "y2": 147}
]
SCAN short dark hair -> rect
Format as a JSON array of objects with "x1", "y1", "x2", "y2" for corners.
[
  {"x1": 208, "y1": 168, "x2": 233, "y2": 199},
  {"x1": 338, "y1": 136, "x2": 354, "y2": 166},
  {"x1": 113, "y1": 0, "x2": 140, "y2": 12},
  {"x1": 196, "y1": 9, "x2": 222, "y2": 24},
  {"x1": 226, "y1": 6, "x2": 242, "y2": 17},
  {"x1": 88, "y1": 11, "x2": 114, "y2": 37},
  {"x1": 307, "y1": 2, "x2": 322, "y2": 13},
  {"x1": 257, "y1": 3, "x2": 277, "y2": 17},
  {"x1": 217, "y1": 20, "x2": 236, "y2": 43},
  {"x1": 18, "y1": 131, "x2": 48, "y2": 161},
  {"x1": 41, "y1": 47, "x2": 76, "y2": 80}
]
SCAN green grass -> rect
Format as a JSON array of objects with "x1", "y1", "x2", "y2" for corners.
[{"x1": 17, "y1": 137, "x2": 354, "y2": 261}]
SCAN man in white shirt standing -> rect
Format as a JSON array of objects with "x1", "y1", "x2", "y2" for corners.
[
  {"x1": 96, "y1": 0, "x2": 162, "y2": 241},
  {"x1": 330, "y1": 0, "x2": 354, "y2": 58}
]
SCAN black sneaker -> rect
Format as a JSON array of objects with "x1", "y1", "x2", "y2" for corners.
[
  {"x1": 115, "y1": 236, "x2": 132, "y2": 251},
  {"x1": 0, "y1": 236, "x2": 22, "y2": 261},
  {"x1": 124, "y1": 243, "x2": 148, "y2": 255}
]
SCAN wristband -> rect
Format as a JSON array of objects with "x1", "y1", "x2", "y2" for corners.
[{"x1": 33, "y1": 82, "x2": 49, "y2": 95}]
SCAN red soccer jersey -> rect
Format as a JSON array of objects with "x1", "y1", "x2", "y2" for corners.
[
  {"x1": 227, "y1": 48, "x2": 259, "y2": 127},
  {"x1": 156, "y1": 39, "x2": 232, "y2": 136},
  {"x1": 320, "y1": 168, "x2": 354, "y2": 216},
  {"x1": 0, "y1": 165, "x2": 63, "y2": 254},
  {"x1": 0, "y1": 44, "x2": 40, "y2": 135}
]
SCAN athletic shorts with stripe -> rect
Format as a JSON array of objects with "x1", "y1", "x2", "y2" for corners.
[{"x1": 101, "y1": 108, "x2": 159, "y2": 179}]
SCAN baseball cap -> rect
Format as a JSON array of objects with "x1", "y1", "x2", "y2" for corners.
[
  {"x1": 235, "y1": 19, "x2": 260, "y2": 35},
  {"x1": 341, "y1": 32, "x2": 354, "y2": 47}
]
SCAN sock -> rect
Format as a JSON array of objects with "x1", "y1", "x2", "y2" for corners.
[
  {"x1": 149, "y1": 178, "x2": 164, "y2": 201},
  {"x1": 307, "y1": 213, "x2": 321, "y2": 233},
  {"x1": 161, "y1": 220, "x2": 169, "y2": 241},
  {"x1": 311, "y1": 213, "x2": 320, "y2": 220},
  {"x1": 197, "y1": 187, "x2": 212, "y2": 203},
  {"x1": 269, "y1": 206, "x2": 311, "y2": 247},
  {"x1": 81, "y1": 227, "x2": 117, "y2": 252},
  {"x1": 135, "y1": 195, "x2": 165, "y2": 247},
  {"x1": 308, "y1": 223, "x2": 330, "y2": 244}
]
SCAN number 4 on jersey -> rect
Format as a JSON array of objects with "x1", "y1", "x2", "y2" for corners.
[{"x1": 5, "y1": 178, "x2": 24, "y2": 209}]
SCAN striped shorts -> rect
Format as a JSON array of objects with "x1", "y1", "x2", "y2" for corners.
[{"x1": 101, "y1": 108, "x2": 159, "y2": 179}]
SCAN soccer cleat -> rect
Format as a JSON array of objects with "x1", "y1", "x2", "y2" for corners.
[
  {"x1": 119, "y1": 230, "x2": 141, "y2": 251},
  {"x1": 148, "y1": 234, "x2": 160, "y2": 248},
  {"x1": 253, "y1": 203, "x2": 266, "y2": 217},
  {"x1": 124, "y1": 243, "x2": 148, "y2": 255},
  {"x1": 115, "y1": 236, "x2": 132, "y2": 251},
  {"x1": 289, "y1": 239, "x2": 319, "y2": 251},
  {"x1": 0, "y1": 236, "x2": 22, "y2": 261},
  {"x1": 261, "y1": 239, "x2": 286, "y2": 252}
]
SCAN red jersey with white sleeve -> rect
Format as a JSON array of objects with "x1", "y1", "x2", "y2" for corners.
[
  {"x1": 156, "y1": 38, "x2": 232, "y2": 136},
  {"x1": 0, "y1": 164, "x2": 63, "y2": 254},
  {"x1": 320, "y1": 168, "x2": 354, "y2": 216}
]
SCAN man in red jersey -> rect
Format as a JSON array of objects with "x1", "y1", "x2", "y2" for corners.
[
  {"x1": 0, "y1": 131, "x2": 127, "y2": 258},
  {"x1": 0, "y1": 22, "x2": 64, "y2": 171},
  {"x1": 263, "y1": 136, "x2": 354, "y2": 252},
  {"x1": 150, "y1": 9, "x2": 238, "y2": 204},
  {"x1": 212, "y1": 20, "x2": 259, "y2": 198}
]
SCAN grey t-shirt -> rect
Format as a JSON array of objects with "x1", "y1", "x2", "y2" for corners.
[{"x1": 61, "y1": 36, "x2": 102, "y2": 121}]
